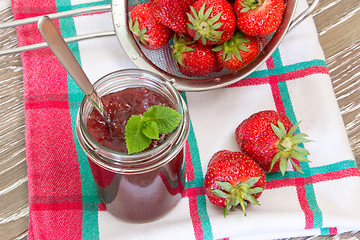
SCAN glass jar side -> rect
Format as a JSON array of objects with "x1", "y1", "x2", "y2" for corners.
[{"x1": 75, "y1": 69, "x2": 190, "y2": 222}]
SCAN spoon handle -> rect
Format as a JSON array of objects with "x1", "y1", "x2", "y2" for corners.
[
  {"x1": 37, "y1": 16, "x2": 110, "y2": 122},
  {"x1": 38, "y1": 16, "x2": 93, "y2": 94}
]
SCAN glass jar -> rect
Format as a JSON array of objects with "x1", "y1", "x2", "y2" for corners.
[{"x1": 76, "y1": 69, "x2": 190, "y2": 223}]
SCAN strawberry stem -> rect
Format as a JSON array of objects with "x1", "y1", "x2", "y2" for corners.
[
  {"x1": 212, "y1": 32, "x2": 251, "y2": 62},
  {"x1": 129, "y1": 17, "x2": 150, "y2": 46},
  {"x1": 241, "y1": 0, "x2": 263, "y2": 10},
  {"x1": 171, "y1": 34, "x2": 195, "y2": 67},
  {"x1": 213, "y1": 178, "x2": 263, "y2": 216},
  {"x1": 186, "y1": 3, "x2": 224, "y2": 45},
  {"x1": 280, "y1": 137, "x2": 293, "y2": 151},
  {"x1": 270, "y1": 121, "x2": 312, "y2": 175}
]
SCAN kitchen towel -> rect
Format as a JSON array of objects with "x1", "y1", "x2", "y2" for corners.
[{"x1": 12, "y1": 0, "x2": 360, "y2": 239}]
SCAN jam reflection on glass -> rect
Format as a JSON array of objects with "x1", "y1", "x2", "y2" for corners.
[{"x1": 86, "y1": 87, "x2": 185, "y2": 222}]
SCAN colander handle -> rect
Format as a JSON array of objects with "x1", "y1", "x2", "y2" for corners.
[
  {"x1": 288, "y1": 0, "x2": 320, "y2": 32},
  {"x1": 0, "y1": 4, "x2": 113, "y2": 56}
]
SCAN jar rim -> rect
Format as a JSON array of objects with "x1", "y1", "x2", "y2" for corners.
[{"x1": 76, "y1": 69, "x2": 190, "y2": 174}]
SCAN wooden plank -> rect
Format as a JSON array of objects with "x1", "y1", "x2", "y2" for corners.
[
  {"x1": 327, "y1": 40, "x2": 360, "y2": 165},
  {"x1": 313, "y1": 0, "x2": 360, "y2": 57},
  {"x1": 0, "y1": 5, "x2": 28, "y2": 240}
]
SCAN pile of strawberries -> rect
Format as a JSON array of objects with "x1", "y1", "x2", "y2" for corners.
[
  {"x1": 129, "y1": 0, "x2": 285, "y2": 77},
  {"x1": 204, "y1": 110, "x2": 311, "y2": 216}
]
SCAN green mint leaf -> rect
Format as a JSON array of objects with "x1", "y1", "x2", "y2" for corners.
[
  {"x1": 125, "y1": 115, "x2": 152, "y2": 154},
  {"x1": 142, "y1": 120, "x2": 159, "y2": 139},
  {"x1": 143, "y1": 106, "x2": 183, "y2": 134},
  {"x1": 125, "y1": 105, "x2": 183, "y2": 155}
]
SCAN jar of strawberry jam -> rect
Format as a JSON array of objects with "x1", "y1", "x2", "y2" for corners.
[{"x1": 75, "y1": 69, "x2": 189, "y2": 223}]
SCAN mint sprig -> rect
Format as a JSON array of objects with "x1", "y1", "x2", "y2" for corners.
[{"x1": 125, "y1": 105, "x2": 183, "y2": 154}]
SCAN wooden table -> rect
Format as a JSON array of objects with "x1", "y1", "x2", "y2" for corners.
[{"x1": 0, "y1": 0, "x2": 359, "y2": 239}]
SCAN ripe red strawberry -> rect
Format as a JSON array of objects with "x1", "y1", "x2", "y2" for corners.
[
  {"x1": 204, "y1": 150, "x2": 266, "y2": 216},
  {"x1": 235, "y1": 110, "x2": 311, "y2": 175},
  {"x1": 129, "y1": 3, "x2": 173, "y2": 50},
  {"x1": 151, "y1": 0, "x2": 195, "y2": 33},
  {"x1": 234, "y1": 0, "x2": 285, "y2": 36},
  {"x1": 213, "y1": 32, "x2": 260, "y2": 71},
  {"x1": 172, "y1": 34, "x2": 222, "y2": 77},
  {"x1": 186, "y1": 0, "x2": 236, "y2": 45}
]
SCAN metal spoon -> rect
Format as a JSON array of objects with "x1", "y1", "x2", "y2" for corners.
[{"x1": 37, "y1": 16, "x2": 112, "y2": 127}]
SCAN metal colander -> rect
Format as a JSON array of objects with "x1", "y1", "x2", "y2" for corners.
[
  {"x1": 0, "y1": 0, "x2": 320, "y2": 91},
  {"x1": 113, "y1": 0, "x2": 320, "y2": 91}
]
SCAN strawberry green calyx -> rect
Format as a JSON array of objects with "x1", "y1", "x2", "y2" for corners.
[
  {"x1": 212, "y1": 177, "x2": 263, "y2": 216},
  {"x1": 240, "y1": 0, "x2": 265, "y2": 12},
  {"x1": 270, "y1": 121, "x2": 312, "y2": 175},
  {"x1": 129, "y1": 17, "x2": 150, "y2": 46},
  {"x1": 212, "y1": 32, "x2": 251, "y2": 62},
  {"x1": 171, "y1": 34, "x2": 195, "y2": 67},
  {"x1": 187, "y1": 3, "x2": 224, "y2": 45}
]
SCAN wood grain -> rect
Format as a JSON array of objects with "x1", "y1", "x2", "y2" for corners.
[
  {"x1": 0, "y1": 0, "x2": 359, "y2": 239},
  {"x1": 328, "y1": 40, "x2": 360, "y2": 166},
  {"x1": 312, "y1": 0, "x2": 360, "y2": 58},
  {"x1": 0, "y1": 5, "x2": 28, "y2": 240}
]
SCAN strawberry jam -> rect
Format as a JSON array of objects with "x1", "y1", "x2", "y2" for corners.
[
  {"x1": 81, "y1": 85, "x2": 187, "y2": 222},
  {"x1": 86, "y1": 87, "x2": 171, "y2": 153}
]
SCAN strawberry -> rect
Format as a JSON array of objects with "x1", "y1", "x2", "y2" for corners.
[
  {"x1": 235, "y1": 110, "x2": 311, "y2": 175},
  {"x1": 186, "y1": 0, "x2": 236, "y2": 45},
  {"x1": 129, "y1": 3, "x2": 173, "y2": 50},
  {"x1": 204, "y1": 150, "x2": 266, "y2": 216},
  {"x1": 151, "y1": 0, "x2": 195, "y2": 33},
  {"x1": 213, "y1": 32, "x2": 260, "y2": 71},
  {"x1": 171, "y1": 34, "x2": 222, "y2": 77},
  {"x1": 234, "y1": 0, "x2": 285, "y2": 36}
]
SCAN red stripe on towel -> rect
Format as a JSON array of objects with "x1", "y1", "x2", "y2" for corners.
[
  {"x1": 15, "y1": 10, "x2": 84, "y2": 239},
  {"x1": 294, "y1": 178, "x2": 314, "y2": 229},
  {"x1": 11, "y1": 0, "x2": 57, "y2": 19},
  {"x1": 266, "y1": 55, "x2": 315, "y2": 229},
  {"x1": 185, "y1": 141, "x2": 195, "y2": 181},
  {"x1": 267, "y1": 57, "x2": 286, "y2": 113},
  {"x1": 186, "y1": 187, "x2": 205, "y2": 240},
  {"x1": 228, "y1": 66, "x2": 329, "y2": 88},
  {"x1": 329, "y1": 227, "x2": 338, "y2": 235},
  {"x1": 266, "y1": 168, "x2": 360, "y2": 189},
  {"x1": 25, "y1": 100, "x2": 69, "y2": 109}
]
